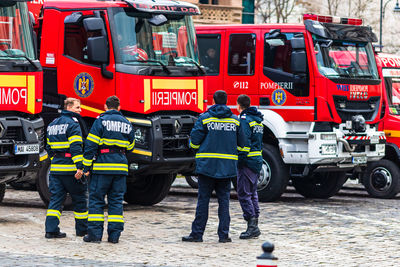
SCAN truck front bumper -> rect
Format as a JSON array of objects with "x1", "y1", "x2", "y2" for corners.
[
  {"x1": 126, "y1": 114, "x2": 197, "y2": 176},
  {"x1": 0, "y1": 116, "x2": 46, "y2": 182},
  {"x1": 281, "y1": 124, "x2": 386, "y2": 168}
]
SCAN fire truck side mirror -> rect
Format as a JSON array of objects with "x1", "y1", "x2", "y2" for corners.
[
  {"x1": 291, "y1": 51, "x2": 307, "y2": 74},
  {"x1": 87, "y1": 36, "x2": 108, "y2": 64},
  {"x1": 290, "y1": 36, "x2": 307, "y2": 74},
  {"x1": 290, "y1": 37, "x2": 305, "y2": 50},
  {"x1": 83, "y1": 17, "x2": 105, "y2": 32}
]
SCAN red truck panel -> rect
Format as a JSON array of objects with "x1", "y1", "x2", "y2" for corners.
[{"x1": 0, "y1": 72, "x2": 43, "y2": 114}]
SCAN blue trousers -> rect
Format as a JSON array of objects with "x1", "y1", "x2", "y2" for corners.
[
  {"x1": 45, "y1": 174, "x2": 88, "y2": 235},
  {"x1": 237, "y1": 167, "x2": 260, "y2": 220},
  {"x1": 191, "y1": 174, "x2": 231, "y2": 239},
  {"x1": 87, "y1": 174, "x2": 126, "y2": 241}
]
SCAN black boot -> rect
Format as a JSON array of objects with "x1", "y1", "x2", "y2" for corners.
[
  {"x1": 239, "y1": 219, "x2": 251, "y2": 239},
  {"x1": 45, "y1": 232, "x2": 66, "y2": 239},
  {"x1": 253, "y1": 217, "x2": 261, "y2": 236},
  {"x1": 239, "y1": 217, "x2": 260, "y2": 239},
  {"x1": 83, "y1": 234, "x2": 101, "y2": 243}
]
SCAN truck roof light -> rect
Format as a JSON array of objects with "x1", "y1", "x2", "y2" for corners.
[{"x1": 303, "y1": 14, "x2": 362, "y2": 26}]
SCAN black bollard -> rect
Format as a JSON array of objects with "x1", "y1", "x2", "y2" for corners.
[{"x1": 256, "y1": 242, "x2": 278, "y2": 267}]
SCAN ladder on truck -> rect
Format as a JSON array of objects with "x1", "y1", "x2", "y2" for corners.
[{"x1": 0, "y1": 17, "x2": 13, "y2": 49}]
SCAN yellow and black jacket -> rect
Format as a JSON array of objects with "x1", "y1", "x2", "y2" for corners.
[
  {"x1": 83, "y1": 110, "x2": 135, "y2": 175},
  {"x1": 189, "y1": 104, "x2": 246, "y2": 179},
  {"x1": 46, "y1": 110, "x2": 84, "y2": 175}
]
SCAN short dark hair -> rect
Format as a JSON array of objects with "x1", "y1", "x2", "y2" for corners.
[
  {"x1": 213, "y1": 90, "x2": 227, "y2": 105},
  {"x1": 64, "y1": 97, "x2": 80, "y2": 109},
  {"x1": 237, "y1": 94, "x2": 250, "y2": 109},
  {"x1": 106, "y1": 95, "x2": 120, "y2": 110}
]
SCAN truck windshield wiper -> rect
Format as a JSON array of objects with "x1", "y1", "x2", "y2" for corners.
[
  {"x1": 178, "y1": 58, "x2": 205, "y2": 74},
  {"x1": 0, "y1": 54, "x2": 39, "y2": 70},
  {"x1": 125, "y1": 59, "x2": 171, "y2": 74},
  {"x1": 356, "y1": 74, "x2": 375, "y2": 79}
]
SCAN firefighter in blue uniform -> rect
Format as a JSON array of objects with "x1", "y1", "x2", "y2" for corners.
[
  {"x1": 237, "y1": 94, "x2": 263, "y2": 239},
  {"x1": 182, "y1": 90, "x2": 246, "y2": 243},
  {"x1": 45, "y1": 98, "x2": 87, "y2": 238},
  {"x1": 82, "y1": 96, "x2": 135, "y2": 244}
]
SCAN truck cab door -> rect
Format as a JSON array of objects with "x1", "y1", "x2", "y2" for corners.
[
  {"x1": 58, "y1": 12, "x2": 115, "y2": 117},
  {"x1": 223, "y1": 30, "x2": 260, "y2": 110},
  {"x1": 259, "y1": 29, "x2": 314, "y2": 121},
  {"x1": 197, "y1": 31, "x2": 225, "y2": 106}
]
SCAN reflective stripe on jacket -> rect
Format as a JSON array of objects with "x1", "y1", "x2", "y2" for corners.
[
  {"x1": 46, "y1": 110, "x2": 84, "y2": 175},
  {"x1": 83, "y1": 110, "x2": 135, "y2": 175},
  {"x1": 190, "y1": 104, "x2": 246, "y2": 179}
]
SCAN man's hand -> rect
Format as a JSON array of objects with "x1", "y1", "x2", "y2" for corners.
[
  {"x1": 75, "y1": 169, "x2": 83, "y2": 180},
  {"x1": 84, "y1": 171, "x2": 90, "y2": 177}
]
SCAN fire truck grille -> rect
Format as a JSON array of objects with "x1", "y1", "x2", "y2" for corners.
[
  {"x1": 161, "y1": 123, "x2": 193, "y2": 137},
  {"x1": 333, "y1": 96, "x2": 380, "y2": 122},
  {"x1": 35, "y1": 127, "x2": 45, "y2": 152},
  {"x1": 159, "y1": 116, "x2": 196, "y2": 158},
  {"x1": 3, "y1": 127, "x2": 24, "y2": 141}
]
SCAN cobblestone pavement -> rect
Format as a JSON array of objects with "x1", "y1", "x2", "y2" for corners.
[{"x1": 0, "y1": 179, "x2": 400, "y2": 266}]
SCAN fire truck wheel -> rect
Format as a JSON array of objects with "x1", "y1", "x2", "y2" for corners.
[
  {"x1": 362, "y1": 159, "x2": 400, "y2": 199},
  {"x1": 124, "y1": 174, "x2": 175, "y2": 206},
  {"x1": 292, "y1": 172, "x2": 347, "y2": 199},
  {"x1": 36, "y1": 159, "x2": 73, "y2": 208},
  {"x1": 257, "y1": 144, "x2": 289, "y2": 202},
  {"x1": 185, "y1": 175, "x2": 199, "y2": 189},
  {"x1": 0, "y1": 183, "x2": 5, "y2": 203}
]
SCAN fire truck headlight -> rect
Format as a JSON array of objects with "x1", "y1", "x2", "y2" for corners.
[
  {"x1": 134, "y1": 127, "x2": 148, "y2": 147},
  {"x1": 376, "y1": 144, "x2": 385, "y2": 154},
  {"x1": 320, "y1": 144, "x2": 337, "y2": 155},
  {"x1": 321, "y1": 133, "x2": 337, "y2": 140}
]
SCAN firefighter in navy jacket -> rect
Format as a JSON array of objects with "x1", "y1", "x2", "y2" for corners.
[
  {"x1": 236, "y1": 94, "x2": 264, "y2": 239},
  {"x1": 45, "y1": 98, "x2": 87, "y2": 239},
  {"x1": 82, "y1": 96, "x2": 135, "y2": 244},
  {"x1": 182, "y1": 90, "x2": 246, "y2": 243}
]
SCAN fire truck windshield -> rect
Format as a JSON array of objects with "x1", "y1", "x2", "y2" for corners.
[
  {"x1": 111, "y1": 8, "x2": 199, "y2": 73},
  {"x1": 314, "y1": 38, "x2": 379, "y2": 81},
  {"x1": 0, "y1": 3, "x2": 35, "y2": 60}
]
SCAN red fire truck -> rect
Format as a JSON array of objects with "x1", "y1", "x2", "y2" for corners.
[
  {"x1": 0, "y1": 0, "x2": 45, "y2": 203},
  {"x1": 28, "y1": 0, "x2": 205, "y2": 205},
  {"x1": 359, "y1": 53, "x2": 400, "y2": 198},
  {"x1": 196, "y1": 14, "x2": 386, "y2": 201}
]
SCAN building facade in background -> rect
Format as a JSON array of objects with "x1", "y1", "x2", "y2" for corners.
[{"x1": 189, "y1": 0, "x2": 254, "y2": 24}]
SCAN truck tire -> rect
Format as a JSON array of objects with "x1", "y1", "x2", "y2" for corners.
[
  {"x1": 362, "y1": 159, "x2": 400, "y2": 199},
  {"x1": 36, "y1": 159, "x2": 73, "y2": 208},
  {"x1": 124, "y1": 174, "x2": 175, "y2": 206},
  {"x1": 292, "y1": 172, "x2": 347, "y2": 199},
  {"x1": 185, "y1": 175, "x2": 199, "y2": 189},
  {"x1": 0, "y1": 183, "x2": 5, "y2": 203},
  {"x1": 257, "y1": 144, "x2": 289, "y2": 202}
]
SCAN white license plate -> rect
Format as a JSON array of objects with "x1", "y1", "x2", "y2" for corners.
[
  {"x1": 14, "y1": 144, "x2": 39, "y2": 155},
  {"x1": 371, "y1": 135, "x2": 379, "y2": 144},
  {"x1": 352, "y1": 156, "x2": 367, "y2": 164}
]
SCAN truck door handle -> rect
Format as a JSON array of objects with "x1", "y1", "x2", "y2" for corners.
[{"x1": 259, "y1": 97, "x2": 270, "y2": 106}]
